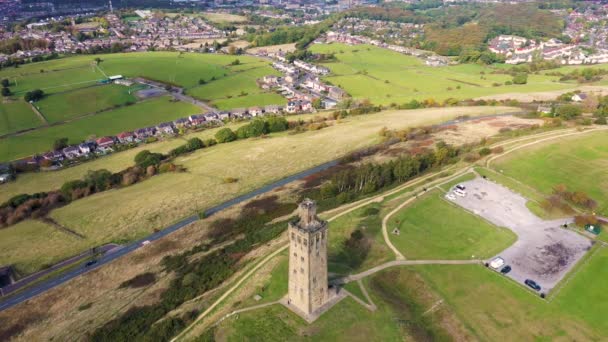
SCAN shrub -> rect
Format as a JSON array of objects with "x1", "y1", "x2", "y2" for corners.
[
  {"x1": 595, "y1": 116, "x2": 607, "y2": 125},
  {"x1": 1, "y1": 87, "x2": 10, "y2": 96},
  {"x1": 479, "y1": 147, "x2": 492, "y2": 156},
  {"x1": 555, "y1": 104, "x2": 582, "y2": 120},
  {"x1": 134, "y1": 150, "x2": 163, "y2": 168},
  {"x1": 215, "y1": 128, "x2": 236, "y2": 143},
  {"x1": 512, "y1": 73, "x2": 528, "y2": 85},
  {"x1": 223, "y1": 177, "x2": 238, "y2": 183}
]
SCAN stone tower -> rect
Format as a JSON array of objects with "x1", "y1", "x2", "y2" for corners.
[{"x1": 287, "y1": 198, "x2": 329, "y2": 316}]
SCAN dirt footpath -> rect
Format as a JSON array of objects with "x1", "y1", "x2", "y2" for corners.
[{"x1": 448, "y1": 177, "x2": 593, "y2": 293}]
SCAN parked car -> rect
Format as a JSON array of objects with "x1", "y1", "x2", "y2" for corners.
[
  {"x1": 454, "y1": 189, "x2": 466, "y2": 197},
  {"x1": 525, "y1": 279, "x2": 541, "y2": 291},
  {"x1": 455, "y1": 184, "x2": 466, "y2": 191},
  {"x1": 500, "y1": 265, "x2": 512, "y2": 274},
  {"x1": 445, "y1": 193, "x2": 456, "y2": 201},
  {"x1": 489, "y1": 257, "x2": 505, "y2": 269}
]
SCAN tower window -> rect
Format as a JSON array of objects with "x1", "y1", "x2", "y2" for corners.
[
  {"x1": 300, "y1": 267, "x2": 304, "y2": 273},
  {"x1": 301, "y1": 256, "x2": 304, "y2": 262}
]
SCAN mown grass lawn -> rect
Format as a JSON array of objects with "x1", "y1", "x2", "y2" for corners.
[
  {"x1": 213, "y1": 296, "x2": 403, "y2": 341},
  {"x1": 389, "y1": 190, "x2": 516, "y2": 260},
  {"x1": 309, "y1": 43, "x2": 589, "y2": 105},
  {"x1": 415, "y1": 248, "x2": 608, "y2": 340},
  {"x1": 0, "y1": 99, "x2": 42, "y2": 135},
  {"x1": 492, "y1": 131, "x2": 608, "y2": 216},
  {"x1": 36, "y1": 84, "x2": 138, "y2": 123},
  {"x1": 0, "y1": 96, "x2": 200, "y2": 161}
]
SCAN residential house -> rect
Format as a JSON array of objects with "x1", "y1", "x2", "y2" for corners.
[
  {"x1": 173, "y1": 117, "x2": 190, "y2": 128},
  {"x1": 116, "y1": 131, "x2": 134, "y2": 144},
  {"x1": 96, "y1": 137, "x2": 115, "y2": 149},
  {"x1": 329, "y1": 86, "x2": 347, "y2": 100},
  {"x1": 286, "y1": 101, "x2": 300, "y2": 114},
  {"x1": 203, "y1": 112, "x2": 220, "y2": 121},
  {"x1": 156, "y1": 122, "x2": 175, "y2": 135},
  {"x1": 135, "y1": 127, "x2": 156, "y2": 139},
  {"x1": 63, "y1": 146, "x2": 82, "y2": 159},
  {"x1": 264, "y1": 104, "x2": 282, "y2": 114},
  {"x1": 218, "y1": 111, "x2": 231, "y2": 120},
  {"x1": 78, "y1": 142, "x2": 95, "y2": 155},
  {"x1": 188, "y1": 114, "x2": 206, "y2": 125},
  {"x1": 300, "y1": 100, "x2": 313, "y2": 112},
  {"x1": 249, "y1": 106, "x2": 264, "y2": 117},
  {"x1": 231, "y1": 108, "x2": 248, "y2": 118},
  {"x1": 42, "y1": 150, "x2": 64, "y2": 162},
  {"x1": 572, "y1": 93, "x2": 587, "y2": 102}
]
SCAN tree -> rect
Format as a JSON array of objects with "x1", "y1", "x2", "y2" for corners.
[
  {"x1": 84, "y1": 169, "x2": 113, "y2": 192},
  {"x1": 1, "y1": 87, "x2": 10, "y2": 97},
  {"x1": 53, "y1": 137, "x2": 69, "y2": 150},
  {"x1": 134, "y1": 150, "x2": 163, "y2": 168},
  {"x1": 230, "y1": 58, "x2": 240, "y2": 65},
  {"x1": 312, "y1": 98, "x2": 323, "y2": 110},
  {"x1": 198, "y1": 78, "x2": 206, "y2": 85},
  {"x1": 24, "y1": 89, "x2": 44, "y2": 102},
  {"x1": 215, "y1": 128, "x2": 236, "y2": 143},
  {"x1": 1, "y1": 79, "x2": 9, "y2": 87}
]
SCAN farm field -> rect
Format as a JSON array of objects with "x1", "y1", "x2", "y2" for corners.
[
  {"x1": 0, "y1": 96, "x2": 200, "y2": 162},
  {"x1": 0, "y1": 52, "x2": 281, "y2": 161},
  {"x1": 0, "y1": 99, "x2": 42, "y2": 136},
  {"x1": 492, "y1": 131, "x2": 608, "y2": 216},
  {"x1": 201, "y1": 11, "x2": 248, "y2": 23},
  {"x1": 309, "y1": 43, "x2": 597, "y2": 105},
  {"x1": 36, "y1": 84, "x2": 138, "y2": 123},
  {"x1": 0, "y1": 219, "x2": 91, "y2": 274},
  {"x1": 388, "y1": 190, "x2": 516, "y2": 259},
  {"x1": 0, "y1": 106, "x2": 519, "y2": 272}
]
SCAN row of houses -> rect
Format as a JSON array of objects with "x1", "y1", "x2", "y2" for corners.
[{"x1": 15, "y1": 104, "x2": 312, "y2": 167}]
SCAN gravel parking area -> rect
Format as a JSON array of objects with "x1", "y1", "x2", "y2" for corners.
[
  {"x1": 135, "y1": 88, "x2": 166, "y2": 99},
  {"x1": 447, "y1": 177, "x2": 593, "y2": 293}
]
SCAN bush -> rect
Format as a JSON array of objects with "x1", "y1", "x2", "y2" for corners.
[
  {"x1": 479, "y1": 147, "x2": 492, "y2": 156},
  {"x1": 215, "y1": 128, "x2": 237, "y2": 143},
  {"x1": 53, "y1": 137, "x2": 69, "y2": 151},
  {"x1": 1, "y1": 87, "x2": 10, "y2": 96},
  {"x1": 223, "y1": 177, "x2": 238, "y2": 183},
  {"x1": 595, "y1": 116, "x2": 607, "y2": 125},
  {"x1": 555, "y1": 104, "x2": 582, "y2": 120},
  {"x1": 512, "y1": 73, "x2": 528, "y2": 85}
]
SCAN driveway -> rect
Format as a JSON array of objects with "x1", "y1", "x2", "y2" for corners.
[{"x1": 448, "y1": 177, "x2": 593, "y2": 293}]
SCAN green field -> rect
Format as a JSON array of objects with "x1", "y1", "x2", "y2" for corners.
[
  {"x1": 0, "y1": 99, "x2": 42, "y2": 136},
  {"x1": 416, "y1": 247, "x2": 608, "y2": 340},
  {"x1": 208, "y1": 243, "x2": 608, "y2": 341},
  {"x1": 326, "y1": 204, "x2": 392, "y2": 275},
  {"x1": 492, "y1": 131, "x2": 608, "y2": 216},
  {"x1": 37, "y1": 84, "x2": 138, "y2": 123},
  {"x1": 389, "y1": 190, "x2": 516, "y2": 259},
  {"x1": 0, "y1": 52, "x2": 282, "y2": 161},
  {"x1": 309, "y1": 43, "x2": 590, "y2": 105},
  {"x1": 0, "y1": 96, "x2": 200, "y2": 161},
  {"x1": 210, "y1": 266, "x2": 469, "y2": 341}
]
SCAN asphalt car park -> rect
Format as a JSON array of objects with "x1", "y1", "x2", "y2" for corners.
[{"x1": 449, "y1": 177, "x2": 593, "y2": 293}]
